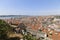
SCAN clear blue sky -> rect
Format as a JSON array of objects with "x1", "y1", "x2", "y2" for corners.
[{"x1": 0, "y1": 0, "x2": 60, "y2": 15}]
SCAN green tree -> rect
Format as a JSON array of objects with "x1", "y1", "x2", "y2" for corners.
[
  {"x1": 0, "y1": 20, "x2": 13, "y2": 40},
  {"x1": 23, "y1": 33, "x2": 37, "y2": 40}
]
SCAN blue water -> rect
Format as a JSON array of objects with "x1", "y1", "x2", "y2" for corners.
[
  {"x1": 0, "y1": 17, "x2": 12, "y2": 19},
  {"x1": 0, "y1": 15, "x2": 29, "y2": 19}
]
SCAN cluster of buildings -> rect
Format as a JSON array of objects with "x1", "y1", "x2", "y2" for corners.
[{"x1": 1, "y1": 15, "x2": 60, "y2": 40}]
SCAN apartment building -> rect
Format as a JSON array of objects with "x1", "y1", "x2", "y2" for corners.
[{"x1": 42, "y1": 23, "x2": 60, "y2": 40}]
